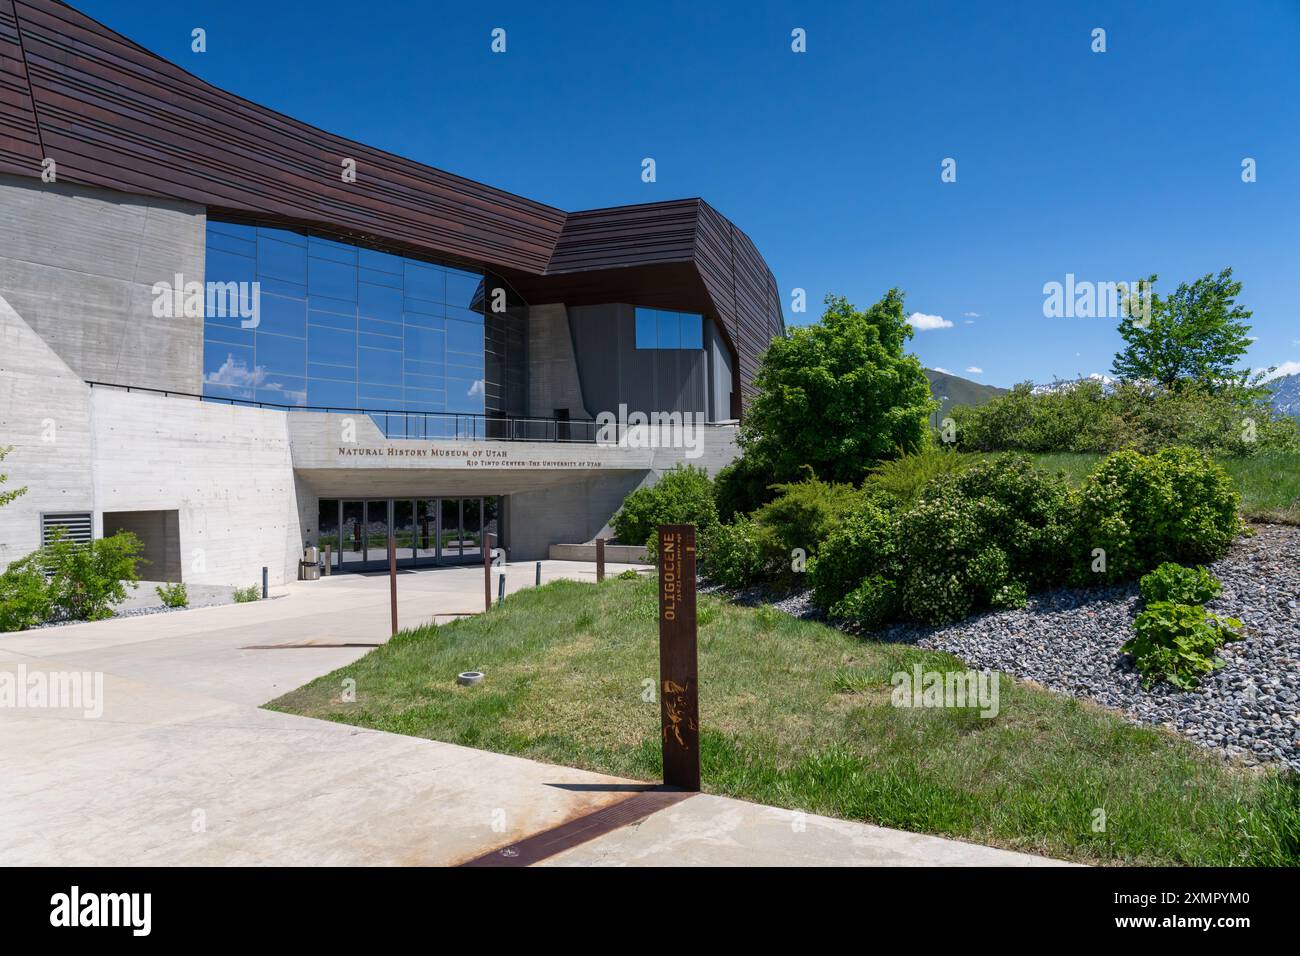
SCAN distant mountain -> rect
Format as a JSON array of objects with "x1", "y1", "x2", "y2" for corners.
[
  {"x1": 1268, "y1": 373, "x2": 1300, "y2": 420},
  {"x1": 924, "y1": 369, "x2": 1008, "y2": 418}
]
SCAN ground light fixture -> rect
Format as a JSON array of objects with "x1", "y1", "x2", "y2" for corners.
[{"x1": 457, "y1": 672, "x2": 485, "y2": 687}]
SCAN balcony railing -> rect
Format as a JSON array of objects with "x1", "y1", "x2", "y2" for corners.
[{"x1": 84, "y1": 381, "x2": 732, "y2": 443}]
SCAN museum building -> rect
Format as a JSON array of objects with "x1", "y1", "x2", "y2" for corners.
[{"x1": 0, "y1": 0, "x2": 783, "y2": 583}]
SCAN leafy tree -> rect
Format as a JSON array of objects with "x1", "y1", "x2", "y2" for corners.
[
  {"x1": 1111, "y1": 268, "x2": 1255, "y2": 389},
  {"x1": 0, "y1": 446, "x2": 26, "y2": 509},
  {"x1": 739, "y1": 291, "x2": 935, "y2": 486}
]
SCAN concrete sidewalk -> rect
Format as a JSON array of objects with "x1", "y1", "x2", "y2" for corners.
[{"x1": 0, "y1": 562, "x2": 1067, "y2": 867}]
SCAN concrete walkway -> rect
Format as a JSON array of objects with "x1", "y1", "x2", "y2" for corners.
[{"x1": 0, "y1": 562, "x2": 1067, "y2": 866}]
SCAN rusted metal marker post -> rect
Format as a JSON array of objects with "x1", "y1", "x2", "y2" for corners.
[
  {"x1": 388, "y1": 535, "x2": 398, "y2": 636},
  {"x1": 657, "y1": 524, "x2": 700, "y2": 791},
  {"x1": 483, "y1": 533, "x2": 494, "y2": 612},
  {"x1": 596, "y1": 536, "x2": 606, "y2": 582}
]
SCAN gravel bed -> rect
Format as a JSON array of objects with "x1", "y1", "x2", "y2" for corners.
[
  {"x1": 749, "y1": 525, "x2": 1300, "y2": 772},
  {"x1": 25, "y1": 593, "x2": 286, "y2": 631}
]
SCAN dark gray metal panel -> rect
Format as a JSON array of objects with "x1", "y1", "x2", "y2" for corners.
[{"x1": 705, "y1": 319, "x2": 733, "y2": 422}]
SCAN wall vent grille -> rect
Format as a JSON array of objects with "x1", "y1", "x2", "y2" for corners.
[{"x1": 41, "y1": 512, "x2": 93, "y2": 547}]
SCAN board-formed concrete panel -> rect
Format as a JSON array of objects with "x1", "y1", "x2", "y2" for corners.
[
  {"x1": 0, "y1": 292, "x2": 94, "y2": 568},
  {"x1": 0, "y1": 174, "x2": 205, "y2": 394},
  {"x1": 89, "y1": 388, "x2": 304, "y2": 587}
]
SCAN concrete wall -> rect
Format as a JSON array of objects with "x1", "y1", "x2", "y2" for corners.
[
  {"x1": 90, "y1": 389, "x2": 304, "y2": 587},
  {"x1": 506, "y1": 473, "x2": 646, "y2": 560},
  {"x1": 527, "y1": 303, "x2": 589, "y2": 420},
  {"x1": 549, "y1": 542, "x2": 649, "y2": 563},
  {"x1": 0, "y1": 175, "x2": 206, "y2": 393},
  {"x1": 0, "y1": 293, "x2": 95, "y2": 569}
]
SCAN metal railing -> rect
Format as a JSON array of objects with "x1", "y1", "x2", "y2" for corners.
[{"x1": 84, "y1": 381, "x2": 732, "y2": 443}]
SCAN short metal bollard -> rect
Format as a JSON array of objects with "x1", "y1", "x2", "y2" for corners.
[
  {"x1": 261, "y1": 566, "x2": 268, "y2": 599},
  {"x1": 535, "y1": 560, "x2": 541, "y2": 587},
  {"x1": 497, "y1": 572, "x2": 505, "y2": 605}
]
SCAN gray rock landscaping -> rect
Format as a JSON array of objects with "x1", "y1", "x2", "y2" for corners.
[{"x1": 776, "y1": 524, "x2": 1300, "y2": 772}]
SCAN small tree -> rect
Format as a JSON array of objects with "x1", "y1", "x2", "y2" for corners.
[
  {"x1": 0, "y1": 446, "x2": 27, "y2": 509},
  {"x1": 1111, "y1": 268, "x2": 1255, "y2": 390},
  {"x1": 739, "y1": 291, "x2": 935, "y2": 487}
]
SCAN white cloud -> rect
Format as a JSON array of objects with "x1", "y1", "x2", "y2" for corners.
[
  {"x1": 963, "y1": 320, "x2": 975, "y2": 325},
  {"x1": 204, "y1": 353, "x2": 264, "y2": 388},
  {"x1": 1262, "y1": 360, "x2": 1300, "y2": 382},
  {"x1": 965, "y1": 366, "x2": 983, "y2": 374},
  {"x1": 932, "y1": 367, "x2": 950, "y2": 373},
  {"x1": 962, "y1": 311, "x2": 980, "y2": 318},
  {"x1": 908, "y1": 312, "x2": 952, "y2": 331}
]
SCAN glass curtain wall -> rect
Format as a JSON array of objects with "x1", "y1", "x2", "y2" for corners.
[{"x1": 203, "y1": 222, "x2": 492, "y2": 436}]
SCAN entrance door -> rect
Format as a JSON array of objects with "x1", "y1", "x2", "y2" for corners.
[
  {"x1": 462, "y1": 497, "x2": 481, "y2": 561},
  {"x1": 364, "y1": 500, "x2": 390, "y2": 566},
  {"x1": 393, "y1": 499, "x2": 415, "y2": 564},
  {"x1": 340, "y1": 500, "x2": 365, "y2": 572},
  {"x1": 440, "y1": 497, "x2": 461, "y2": 563},
  {"x1": 415, "y1": 499, "x2": 438, "y2": 564}
]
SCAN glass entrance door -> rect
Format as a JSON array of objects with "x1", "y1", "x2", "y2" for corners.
[
  {"x1": 440, "y1": 498, "x2": 461, "y2": 563},
  {"x1": 462, "y1": 497, "x2": 481, "y2": 561},
  {"x1": 340, "y1": 500, "x2": 365, "y2": 572},
  {"x1": 318, "y1": 496, "x2": 502, "y2": 571},
  {"x1": 415, "y1": 499, "x2": 438, "y2": 563},
  {"x1": 364, "y1": 500, "x2": 390, "y2": 566}
]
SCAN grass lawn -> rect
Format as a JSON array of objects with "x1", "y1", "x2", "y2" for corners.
[
  {"x1": 1017, "y1": 451, "x2": 1300, "y2": 524},
  {"x1": 268, "y1": 575, "x2": 1300, "y2": 866}
]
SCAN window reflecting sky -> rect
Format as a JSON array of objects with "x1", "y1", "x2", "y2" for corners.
[
  {"x1": 634, "y1": 307, "x2": 704, "y2": 350},
  {"x1": 202, "y1": 222, "x2": 487, "y2": 416}
]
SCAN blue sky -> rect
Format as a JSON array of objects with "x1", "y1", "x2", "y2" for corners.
[{"x1": 77, "y1": 0, "x2": 1300, "y2": 388}]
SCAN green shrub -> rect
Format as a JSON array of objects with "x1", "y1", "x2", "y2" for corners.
[
  {"x1": 616, "y1": 569, "x2": 639, "y2": 581},
  {"x1": 700, "y1": 517, "x2": 778, "y2": 589},
  {"x1": 865, "y1": 442, "x2": 973, "y2": 506},
  {"x1": 952, "y1": 379, "x2": 1299, "y2": 457},
  {"x1": 40, "y1": 531, "x2": 142, "y2": 622},
  {"x1": 828, "y1": 575, "x2": 896, "y2": 628},
  {"x1": 611, "y1": 464, "x2": 719, "y2": 548},
  {"x1": 1123, "y1": 601, "x2": 1243, "y2": 689},
  {"x1": 0, "y1": 560, "x2": 54, "y2": 632},
  {"x1": 1139, "y1": 563, "x2": 1221, "y2": 605},
  {"x1": 156, "y1": 582, "x2": 189, "y2": 608},
  {"x1": 808, "y1": 499, "x2": 898, "y2": 612},
  {"x1": 232, "y1": 585, "x2": 260, "y2": 603},
  {"x1": 751, "y1": 478, "x2": 867, "y2": 574},
  {"x1": 896, "y1": 498, "x2": 1012, "y2": 623},
  {"x1": 713, "y1": 452, "x2": 776, "y2": 521},
  {"x1": 991, "y1": 581, "x2": 1029, "y2": 610},
  {"x1": 926, "y1": 454, "x2": 1078, "y2": 591},
  {"x1": 1076, "y1": 447, "x2": 1242, "y2": 583},
  {"x1": 952, "y1": 380, "x2": 1127, "y2": 454}
]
